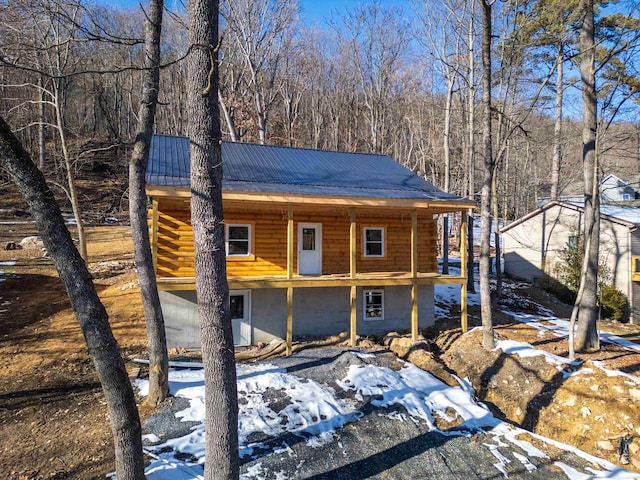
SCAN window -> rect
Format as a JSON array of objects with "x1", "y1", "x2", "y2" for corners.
[
  {"x1": 364, "y1": 227, "x2": 384, "y2": 257},
  {"x1": 226, "y1": 224, "x2": 251, "y2": 257},
  {"x1": 363, "y1": 289, "x2": 384, "y2": 321},
  {"x1": 302, "y1": 228, "x2": 316, "y2": 251},
  {"x1": 230, "y1": 294, "x2": 245, "y2": 320},
  {"x1": 633, "y1": 256, "x2": 640, "y2": 282},
  {"x1": 567, "y1": 235, "x2": 578, "y2": 250},
  {"x1": 622, "y1": 193, "x2": 631, "y2": 201}
]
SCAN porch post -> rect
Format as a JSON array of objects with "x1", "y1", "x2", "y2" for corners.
[
  {"x1": 151, "y1": 197, "x2": 159, "y2": 273},
  {"x1": 287, "y1": 204, "x2": 294, "y2": 355},
  {"x1": 286, "y1": 286, "x2": 293, "y2": 356},
  {"x1": 411, "y1": 209, "x2": 419, "y2": 341},
  {"x1": 287, "y1": 204, "x2": 294, "y2": 279},
  {"x1": 350, "y1": 207, "x2": 357, "y2": 346},
  {"x1": 460, "y1": 210, "x2": 468, "y2": 333}
]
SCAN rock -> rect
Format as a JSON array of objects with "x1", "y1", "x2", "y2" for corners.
[
  {"x1": 630, "y1": 442, "x2": 639, "y2": 456},
  {"x1": 590, "y1": 384, "x2": 600, "y2": 392},
  {"x1": 19, "y1": 236, "x2": 44, "y2": 250},
  {"x1": 564, "y1": 395, "x2": 577, "y2": 407},
  {"x1": 581, "y1": 406, "x2": 591, "y2": 417},
  {"x1": 596, "y1": 440, "x2": 615, "y2": 451},
  {"x1": 4, "y1": 241, "x2": 19, "y2": 250},
  {"x1": 629, "y1": 388, "x2": 640, "y2": 402}
]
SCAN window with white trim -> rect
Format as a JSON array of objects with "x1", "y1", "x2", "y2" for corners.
[
  {"x1": 226, "y1": 224, "x2": 251, "y2": 257},
  {"x1": 363, "y1": 289, "x2": 384, "y2": 321},
  {"x1": 364, "y1": 227, "x2": 384, "y2": 257}
]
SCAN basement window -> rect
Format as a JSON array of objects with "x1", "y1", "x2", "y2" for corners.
[
  {"x1": 364, "y1": 227, "x2": 384, "y2": 257},
  {"x1": 226, "y1": 224, "x2": 251, "y2": 257},
  {"x1": 363, "y1": 289, "x2": 384, "y2": 321}
]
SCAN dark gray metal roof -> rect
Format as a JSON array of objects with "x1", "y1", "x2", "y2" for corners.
[{"x1": 147, "y1": 134, "x2": 472, "y2": 203}]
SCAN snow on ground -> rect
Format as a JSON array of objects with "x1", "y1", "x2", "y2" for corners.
[
  {"x1": 0, "y1": 261, "x2": 15, "y2": 283},
  {"x1": 433, "y1": 265, "x2": 480, "y2": 318},
  {"x1": 503, "y1": 309, "x2": 640, "y2": 356},
  {"x1": 138, "y1": 352, "x2": 637, "y2": 479},
  {"x1": 136, "y1": 274, "x2": 640, "y2": 479}
]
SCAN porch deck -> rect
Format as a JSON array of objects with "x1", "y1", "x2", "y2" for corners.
[{"x1": 156, "y1": 271, "x2": 466, "y2": 290}]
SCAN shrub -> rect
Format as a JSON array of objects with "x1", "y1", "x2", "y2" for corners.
[
  {"x1": 537, "y1": 274, "x2": 577, "y2": 305},
  {"x1": 600, "y1": 283, "x2": 629, "y2": 323}
]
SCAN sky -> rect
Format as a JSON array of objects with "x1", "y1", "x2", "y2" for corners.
[{"x1": 104, "y1": 0, "x2": 413, "y2": 26}]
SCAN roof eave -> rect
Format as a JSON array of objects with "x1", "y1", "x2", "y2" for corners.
[{"x1": 145, "y1": 185, "x2": 475, "y2": 211}]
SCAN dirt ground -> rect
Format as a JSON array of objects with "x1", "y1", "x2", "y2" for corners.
[{"x1": 1, "y1": 220, "x2": 640, "y2": 479}]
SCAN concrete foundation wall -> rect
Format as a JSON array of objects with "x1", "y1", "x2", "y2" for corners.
[{"x1": 160, "y1": 285, "x2": 435, "y2": 349}]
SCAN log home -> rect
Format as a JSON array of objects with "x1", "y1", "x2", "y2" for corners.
[{"x1": 146, "y1": 135, "x2": 474, "y2": 352}]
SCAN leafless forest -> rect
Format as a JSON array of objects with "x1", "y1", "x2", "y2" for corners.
[{"x1": 1, "y1": 0, "x2": 639, "y2": 220}]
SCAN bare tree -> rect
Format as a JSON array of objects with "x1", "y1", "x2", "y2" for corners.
[
  {"x1": 222, "y1": 0, "x2": 299, "y2": 144},
  {"x1": 187, "y1": 0, "x2": 239, "y2": 478},
  {"x1": 129, "y1": 0, "x2": 169, "y2": 406},
  {"x1": 333, "y1": 1, "x2": 410, "y2": 154},
  {"x1": 479, "y1": 0, "x2": 495, "y2": 350},
  {"x1": 0, "y1": 114, "x2": 145, "y2": 479}
]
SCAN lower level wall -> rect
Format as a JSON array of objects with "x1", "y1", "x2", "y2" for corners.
[{"x1": 159, "y1": 285, "x2": 435, "y2": 349}]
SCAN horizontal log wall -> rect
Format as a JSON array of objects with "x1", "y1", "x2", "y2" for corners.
[{"x1": 152, "y1": 202, "x2": 437, "y2": 278}]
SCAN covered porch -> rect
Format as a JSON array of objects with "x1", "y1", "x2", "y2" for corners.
[{"x1": 149, "y1": 189, "x2": 472, "y2": 354}]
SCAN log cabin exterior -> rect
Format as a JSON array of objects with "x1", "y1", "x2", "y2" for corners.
[{"x1": 146, "y1": 135, "x2": 474, "y2": 352}]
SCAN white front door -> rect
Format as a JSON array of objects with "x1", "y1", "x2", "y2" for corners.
[
  {"x1": 230, "y1": 290, "x2": 251, "y2": 346},
  {"x1": 298, "y1": 223, "x2": 322, "y2": 275}
]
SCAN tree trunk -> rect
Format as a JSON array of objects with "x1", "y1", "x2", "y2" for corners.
[
  {"x1": 573, "y1": 0, "x2": 600, "y2": 353},
  {"x1": 467, "y1": 0, "x2": 476, "y2": 291},
  {"x1": 129, "y1": 0, "x2": 169, "y2": 406},
  {"x1": 442, "y1": 76, "x2": 454, "y2": 275},
  {"x1": 219, "y1": 91, "x2": 238, "y2": 142},
  {"x1": 0, "y1": 115, "x2": 145, "y2": 479},
  {"x1": 53, "y1": 82, "x2": 87, "y2": 260},
  {"x1": 187, "y1": 0, "x2": 240, "y2": 478},
  {"x1": 467, "y1": 213, "x2": 476, "y2": 294},
  {"x1": 492, "y1": 164, "x2": 501, "y2": 300},
  {"x1": 38, "y1": 76, "x2": 46, "y2": 173},
  {"x1": 550, "y1": 50, "x2": 564, "y2": 201},
  {"x1": 479, "y1": 0, "x2": 495, "y2": 350}
]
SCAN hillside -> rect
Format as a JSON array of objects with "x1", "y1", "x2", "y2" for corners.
[{"x1": 1, "y1": 220, "x2": 640, "y2": 478}]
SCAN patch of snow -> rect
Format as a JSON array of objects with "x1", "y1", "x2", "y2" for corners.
[
  {"x1": 512, "y1": 451, "x2": 537, "y2": 473},
  {"x1": 484, "y1": 442, "x2": 510, "y2": 478},
  {"x1": 143, "y1": 433, "x2": 161, "y2": 444},
  {"x1": 494, "y1": 339, "x2": 575, "y2": 369},
  {"x1": 337, "y1": 362, "x2": 497, "y2": 433},
  {"x1": 354, "y1": 351, "x2": 376, "y2": 359},
  {"x1": 0, "y1": 261, "x2": 16, "y2": 266},
  {"x1": 591, "y1": 361, "x2": 640, "y2": 385}
]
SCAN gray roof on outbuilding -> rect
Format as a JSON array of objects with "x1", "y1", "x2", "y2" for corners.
[{"x1": 146, "y1": 134, "x2": 471, "y2": 203}]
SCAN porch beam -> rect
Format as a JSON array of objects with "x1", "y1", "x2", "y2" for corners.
[
  {"x1": 157, "y1": 274, "x2": 466, "y2": 291},
  {"x1": 460, "y1": 210, "x2": 468, "y2": 333}
]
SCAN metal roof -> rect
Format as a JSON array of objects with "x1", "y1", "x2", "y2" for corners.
[{"x1": 147, "y1": 134, "x2": 472, "y2": 203}]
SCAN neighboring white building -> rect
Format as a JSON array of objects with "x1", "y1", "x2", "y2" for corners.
[
  {"x1": 501, "y1": 200, "x2": 640, "y2": 323},
  {"x1": 538, "y1": 174, "x2": 640, "y2": 207},
  {"x1": 600, "y1": 173, "x2": 640, "y2": 203}
]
